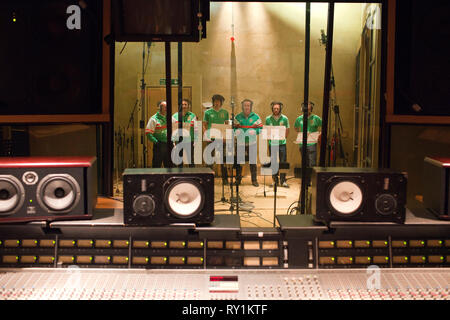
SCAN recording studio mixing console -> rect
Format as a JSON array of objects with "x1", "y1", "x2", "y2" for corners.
[{"x1": 0, "y1": 268, "x2": 448, "y2": 300}]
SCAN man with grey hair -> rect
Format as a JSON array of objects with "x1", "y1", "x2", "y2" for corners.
[{"x1": 146, "y1": 100, "x2": 171, "y2": 168}]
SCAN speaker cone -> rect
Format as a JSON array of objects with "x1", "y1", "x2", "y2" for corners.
[
  {"x1": 328, "y1": 181, "x2": 363, "y2": 215},
  {"x1": 164, "y1": 179, "x2": 205, "y2": 219},
  {"x1": 133, "y1": 195, "x2": 155, "y2": 217},
  {"x1": 0, "y1": 176, "x2": 25, "y2": 215},
  {"x1": 37, "y1": 174, "x2": 80, "y2": 212},
  {"x1": 375, "y1": 194, "x2": 397, "y2": 216}
]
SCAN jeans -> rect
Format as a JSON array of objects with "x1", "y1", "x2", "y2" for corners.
[
  {"x1": 174, "y1": 141, "x2": 195, "y2": 168},
  {"x1": 269, "y1": 144, "x2": 287, "y2": 184},
  {"x1": 206, "y1": 142, "x2": 229, "y2": 182},
  {"x1": 152, "y1": 142, "x2": 172, "y2": 168},
  {"x1": 299, "y1": 144, "x2": 317, "y2": 167},
  {"x1": 235, "y1": 144, "x2": 257, "y2": 183}
]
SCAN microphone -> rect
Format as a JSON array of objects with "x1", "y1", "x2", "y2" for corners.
[{"x1": 319, "y1": 29, "x2": 327, "y2": 46}]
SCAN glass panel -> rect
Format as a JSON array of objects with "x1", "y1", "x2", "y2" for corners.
[{"x1": 113, "y1": 2, "x2": 383, "y2": 227}]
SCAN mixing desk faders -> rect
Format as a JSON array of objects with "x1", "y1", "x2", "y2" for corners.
[{"x1": 0, "y1": 268, "x2": 448, "y2": 300}]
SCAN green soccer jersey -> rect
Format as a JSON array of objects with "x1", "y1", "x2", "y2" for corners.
[
  {"x1": 265, "y1": 114, "x2": 289, "y2": 145},
  {"x1": 294, "y1": 114, "x2": 322, "y2": 146},
  {"x1": 146, "y1": 111, "x2": 167, "y2": 143},
  {"x1": 235, "y1": 112, "x2": 263, "y2": 144},
  {"x1": 172, "y1": 111, "x2": 196, "y2": 142},
  {"x1": 203, "y1": 107, "x2": 229, "y2": 140}
]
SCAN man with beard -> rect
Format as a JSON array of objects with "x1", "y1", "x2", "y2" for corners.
[
  {"x1": 172, "y1": 98, "x2": 196, "y2": 167},
  {"x1": 265, "y1": 101, "x2": 290, "y2": 188},
  {"x1": 203, "y1": 94, "x2": 230, "y2": 185}
]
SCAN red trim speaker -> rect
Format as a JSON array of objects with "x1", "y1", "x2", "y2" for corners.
[{"x1": 0, "y1": 156, "x2": 97, "y2": 223}]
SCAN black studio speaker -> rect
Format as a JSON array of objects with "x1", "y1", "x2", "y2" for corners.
[
  {"x1": 123, "y1": 168, "x2": 214, "y2": 226},
  {"x1": 0, "y1": 156, "x2": 97, "y2": 223},
  {"x1": 312, "y1": 167, "x2": 407, "y2": 224},
  {"x1": 112, "y1": 0, "x2": 208, "y2": 42}
]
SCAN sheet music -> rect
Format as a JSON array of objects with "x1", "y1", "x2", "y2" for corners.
[
  {"x1": 204, "y1": 123, "x2": 232, "y2": 141},
  {"x1": 172, "y1": 122, "x2": 192, "y2": 137},
  {"x1": 294, "y1": 131, "x2": 320, "y2": 144},
  {"x1": 261, "y1": 125, "x2": 286, "y2": 140}
]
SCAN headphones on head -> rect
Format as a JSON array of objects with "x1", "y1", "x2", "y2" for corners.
[
  {"x1": 301, "y1": 101, "x2": 315, "y2": 111},
  {"x1": 211, "y1": 94, "x2": 225, "y2": 105},
  {"x1": 271, "y1": 101, "x2": 283, "y2": 112},
  {"x1": 241, "y1": 99, "x2": 254, "y2": 112},
  {"x1": 157, "y1": 100, "x2": 166, "y2": 110}
]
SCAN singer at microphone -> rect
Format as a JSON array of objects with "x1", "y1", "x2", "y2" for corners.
[{"x1": 203, "y1": 94, "x2": 230, "y2": 185}]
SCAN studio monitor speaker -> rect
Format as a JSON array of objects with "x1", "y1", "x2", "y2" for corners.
[
  {"x1": 123, "y1": 168, "x2": 214, "y2": 226},
  {"x1": 0, "y1": 156, "x2": 97, "y2": 223},
  {"x1": 312, "y1": 167, "x2": 407, "y2": 224},
  {"x1": 423, "y1": 157, "x2": 450, "y2": 220}
]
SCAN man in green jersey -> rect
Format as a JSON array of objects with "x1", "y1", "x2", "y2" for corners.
[
  {"x1": 234, "y1": 99, "x2": 263, "y2": 187},
  {"x1": 146, "y1": 100, "x2": 171, "y2": 168},
  {"x1": 172, "y1": 98, "x2": 196, "y2": 167},
  {"x1": 265, "y1": 101, "x2": 290, "y2": 188},
  {"x1": 203, "y1": 94, "x2": 229, "y2": 185},
  {"x1": 294, "y1": 101, "x2": 322, "y2": 167}
]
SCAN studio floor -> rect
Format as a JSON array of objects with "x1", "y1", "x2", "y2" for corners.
[{"x1": 212, "y1": 175, "x2": 306, "y2": 228}]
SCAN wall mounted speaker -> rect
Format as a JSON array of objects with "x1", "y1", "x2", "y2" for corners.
[
  {"x1": 423, "y1": 157, "x2": 450, "y2": 220},
  {"x1": 123, "y1": 167, "x2": 214, "y2": 226},
  {"x1": 0, "y1": 156, "x2": 97, "y2": 223},
  {"x1": 112, "y1": 0, "x2": 203, "y2": 42},
  {"x1": 312, "y1": 167, "x2": 407, "y2": 224}
]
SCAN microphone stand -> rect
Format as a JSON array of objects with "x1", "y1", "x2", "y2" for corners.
[
  {"x1": 126, "y1": 99, "x2": 138, "y2": 168},
  {"x1": 298, "y1": 2, "x2": 311, "y2": 215},
  {"x1": 332, "y1": 105, "x2": 347, "y2": 166},
  {"x1": 139, "y1": 42, "x2": 151, "y2": 168},
  {"x1": 229, "y1": 97, "x2": 240, "y2": 215}
]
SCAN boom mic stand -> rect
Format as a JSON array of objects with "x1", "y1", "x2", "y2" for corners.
[
  {"x1": 229, "y1": 97, "x2": 240, "y2": 215},
  {"x1": 332, "y1": 105, "x2": 348, "y2": 167},
  {"x1": 126, "y1": 99, "x2": 138, "y2": 168},
  {"x1": 139, "y1": 42, "x2": 151, "y2": 168}
]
